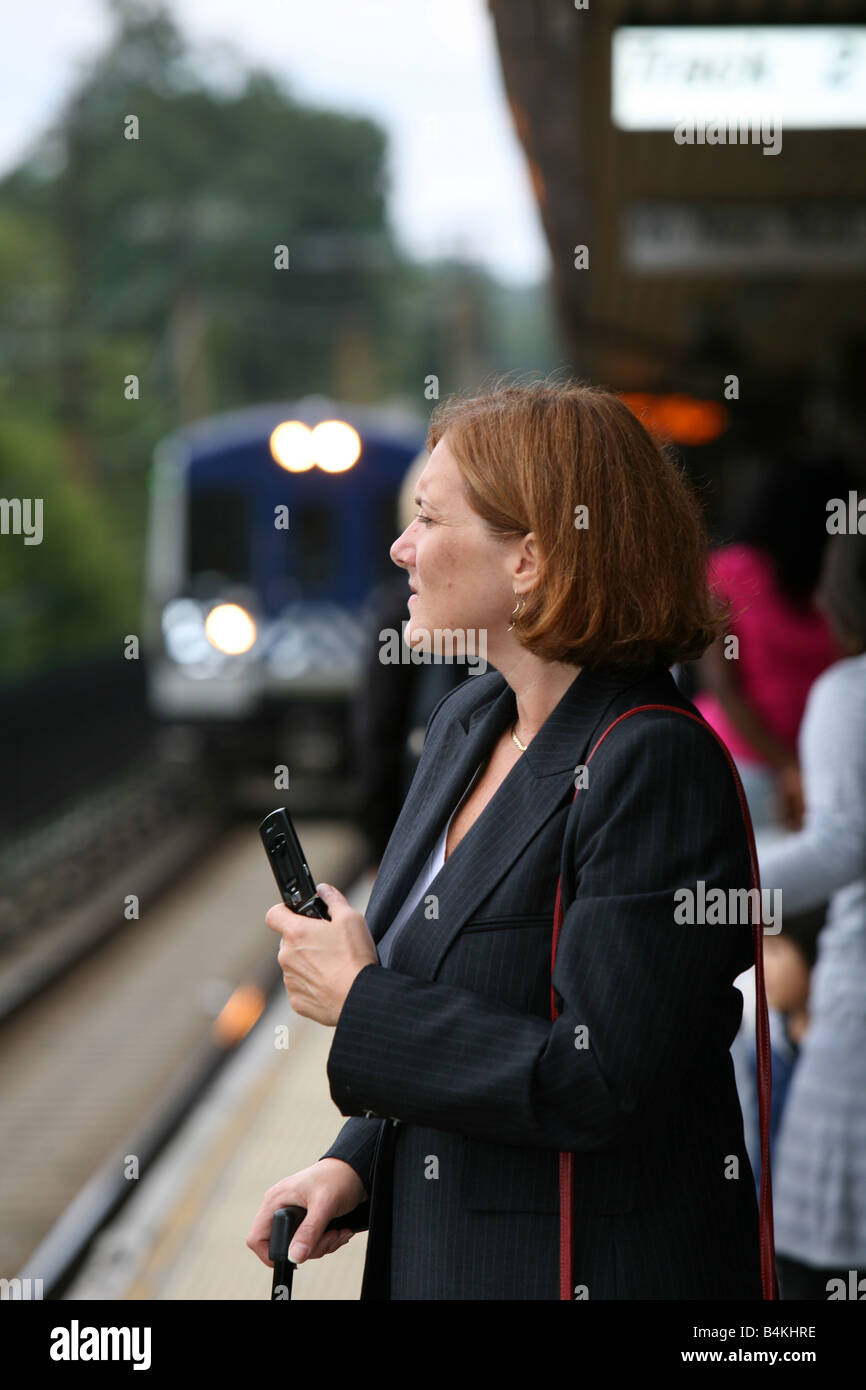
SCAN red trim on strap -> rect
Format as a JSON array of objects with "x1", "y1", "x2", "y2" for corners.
[{"x1": 550, "y1": 703, "x2": 776, "y2": 1300}]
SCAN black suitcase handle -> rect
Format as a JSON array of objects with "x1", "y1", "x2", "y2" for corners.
[
  {"x1": 269, "y1": 1206, "x2": 306, "y2": 1300},
  {"x1": 268, "y1": 1204, "x2": 370, "y2": 1298}
]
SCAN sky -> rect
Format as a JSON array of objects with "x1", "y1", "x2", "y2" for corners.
[{"x1": 0, "y1": 0, "x2": 550, "y2": 285}]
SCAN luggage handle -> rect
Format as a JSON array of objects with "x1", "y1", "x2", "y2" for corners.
[
  {"x1": 268, "y1": 1204, "x2": 369, "y2": 1298},
  {"x1": 269, "y1": 1205, "x2": 306, "y2": 1300}
]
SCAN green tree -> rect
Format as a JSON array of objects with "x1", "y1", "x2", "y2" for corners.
[{"x1": 0, "y1": 0, "x2": 557, "y2": 678}]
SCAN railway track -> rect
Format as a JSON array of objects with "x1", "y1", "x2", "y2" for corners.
[
  {"x1": 0, "y1": 817, "x2": 365, "y2": 1291},
  {"x1": 0, "y1": 756, "x2": 220, "y2": 1022}
]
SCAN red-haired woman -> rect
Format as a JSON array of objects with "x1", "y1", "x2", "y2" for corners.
[{"x1": 248, "y1": 379, "x2": 770, "y2": 1300}]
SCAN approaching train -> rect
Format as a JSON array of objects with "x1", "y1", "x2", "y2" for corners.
[{"x1": 142, "y1": 397, "x2": 426, "y2": 810}]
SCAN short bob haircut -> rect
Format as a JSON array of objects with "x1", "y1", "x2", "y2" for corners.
[{"x1": 426, "y1": 376, "x2": 728, "y2": 668}]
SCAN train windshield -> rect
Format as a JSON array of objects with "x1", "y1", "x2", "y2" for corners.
[
  {"x1": 374, "y1": 493, "x2": 400, "y2": 585},
  {"x1": 187, "y1": 488, "x2": 252, "y2": 588},
  {"x1": 291, "y1": 503, "x2": 335, "y2": 592}
]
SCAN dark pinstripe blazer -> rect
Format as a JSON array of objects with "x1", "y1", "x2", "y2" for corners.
[{"x1": 319, "y1": 657, "x2": 765, "y2": 1300}]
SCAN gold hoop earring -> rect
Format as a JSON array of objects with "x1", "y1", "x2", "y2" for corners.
[{"x1": 506, "y1": 591, "x2": 526, "y2": 632}]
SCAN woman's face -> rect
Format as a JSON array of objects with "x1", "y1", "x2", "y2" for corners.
[{"x1": 390, "y1": 434, "x2": 525, "y2": 652}]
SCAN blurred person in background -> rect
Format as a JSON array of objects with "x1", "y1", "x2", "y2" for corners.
[
  {"x1": 694, "y1": 455, "x2": 847, "y2": 835},
  {"x1": 736, "y1": 904, "x2": 825, "y2": 1201},
  {"x1": 755, "y1": 531, "x2": 866, "y2": 1300},
  {"x1": 353, "y1": 449, "x2": 469, "y2": 873}
]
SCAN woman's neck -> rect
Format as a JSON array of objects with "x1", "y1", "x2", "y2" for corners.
[{"x1": 501, "y1": 655, "x2": 583, "y2": 744}]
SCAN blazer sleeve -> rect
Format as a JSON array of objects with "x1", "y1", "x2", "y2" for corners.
[
  {"x1": 323, "y1": 711, "x2": 754, "y2": 1152},
  {"x1": 313, "y1": 1116, "x2": 381, "y2": 1234}
]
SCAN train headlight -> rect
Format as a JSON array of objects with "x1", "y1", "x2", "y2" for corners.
[
  {"x1": 269, "y1": 418, "x2": 361, "y2": 472},
  {"x1": 310, "y1": 419, "x2": 361, "y2": 472},
  {"x1": 269, "y1": 421, "x2": 315, "y2": 472},
  {"x1": 162, "y1": 598, "x2": 214, "y2": 665},
  {"x1": 204, "y1": 602, "x2": 257, "y2": 655}
]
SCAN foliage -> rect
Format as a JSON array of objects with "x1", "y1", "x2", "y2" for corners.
[
  {"x1": 0, "y1": 0, "x2": 558, "y2": 679},
  {"x1": 0, "y1": 416, "x2": 135, "y2": 678}
]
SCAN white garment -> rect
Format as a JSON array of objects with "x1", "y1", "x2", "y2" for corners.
[
  {"x1": 759, "y1": 651, "x2": 866, "y2": 1024},
  {"x1": 753, "y1": 652, "x2": 866, "y2": 1265},
  {"x1": 376, "y1": 762, "x2": 483, "y2": 969}
]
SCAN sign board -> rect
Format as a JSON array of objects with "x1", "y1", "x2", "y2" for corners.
[
  {"x1": 612, "y1": 26, "x2": 866, "y2": 130},
  {"x1": 623, "y1": 200, "x2": 866, "y2": 272}
]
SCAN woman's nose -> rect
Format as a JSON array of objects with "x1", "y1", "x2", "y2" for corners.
[{"x1": 390, "y1": 527, "x2": 413, "y2": 568}]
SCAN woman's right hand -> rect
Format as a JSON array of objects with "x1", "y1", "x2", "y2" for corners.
[{"x1": 246, "y1": 1158, "x2": 368, "y2": 1266}]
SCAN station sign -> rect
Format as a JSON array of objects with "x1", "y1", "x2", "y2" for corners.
[{"x1": 612, "y1": 25, "x2": 866, "y2": 131}]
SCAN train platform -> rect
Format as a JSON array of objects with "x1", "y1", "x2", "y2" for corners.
[
  {"x1": 63, "y1": 869, "x2": 378, "y2": 1302},
  {"x1": 57, "y1": 823, "x2": 789, "y2": 1303}
]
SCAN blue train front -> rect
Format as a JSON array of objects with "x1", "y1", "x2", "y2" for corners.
[{"x1": 143, "y1": 398, "x2": 425, "y2": 810}]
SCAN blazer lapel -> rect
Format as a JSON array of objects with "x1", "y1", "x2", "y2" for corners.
[
  {"x1": 370, "y1": 660, "x2": 659, "y2": 982},
  {"x1": 364, "y1": 674, "x2": 515, "y2": 941}
]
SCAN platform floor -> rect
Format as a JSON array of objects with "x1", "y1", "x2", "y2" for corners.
[{"x1": 64, "y1": 873, "x2": 378, "y2": 1302}]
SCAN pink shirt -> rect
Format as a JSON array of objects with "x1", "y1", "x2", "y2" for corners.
[{"x1": 693, "y1": 543, "x2": 843, "y2": 765}]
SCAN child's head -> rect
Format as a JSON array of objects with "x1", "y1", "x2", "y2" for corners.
[{"x1": 762, "y1": 905, "x2": 825, "y2": 1015}]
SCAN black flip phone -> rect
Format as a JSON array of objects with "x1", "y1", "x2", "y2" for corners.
[{"x1": 258, "y1": 808, "x2": 331, "y2": 920}]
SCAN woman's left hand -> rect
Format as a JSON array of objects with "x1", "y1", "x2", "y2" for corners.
[{"x1": 266, "y1": 884, "x2": 379, "y2": 1026}]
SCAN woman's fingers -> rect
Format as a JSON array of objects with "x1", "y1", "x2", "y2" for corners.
[
  {"x1": 308, "y1": 1228, "x2": 353, "y2": 1259},
  {"x1": 247, "y1": 1165, "x2": 362, "y2": 1267}
]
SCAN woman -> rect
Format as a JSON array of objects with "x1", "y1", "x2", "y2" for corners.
[
  {"x1": 756, "y1": 532, "x2": 866, "y2": 1299},
  {"x1": 247, "y1": 379, "x2": 768, "y2": 1300}
]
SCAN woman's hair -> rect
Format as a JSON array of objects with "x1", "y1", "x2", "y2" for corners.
[
  {"x1": 816, "y1": 532, "x2": 866, "y2": 653},
  {"x1": 426, "y1": 375, "x2": 728, "y2": 668}
]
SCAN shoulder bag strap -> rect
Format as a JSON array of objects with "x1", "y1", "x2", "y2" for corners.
[{"x1": 550, "y1": 703, "x2": 776, "y2": 1300}]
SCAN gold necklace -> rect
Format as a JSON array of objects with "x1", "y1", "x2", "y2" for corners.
[{"x1": 511, "y1": 721, "x2": 528, "y2": 751}]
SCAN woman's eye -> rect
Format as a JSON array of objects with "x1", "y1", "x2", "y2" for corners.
[{"x1": 414, "y1": 511, "x2": 433, "y2": 525}]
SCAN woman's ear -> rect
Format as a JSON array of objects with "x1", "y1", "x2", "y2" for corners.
[{"x1": 512, "y1": 531, "x2": 541, "y2": 590}]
